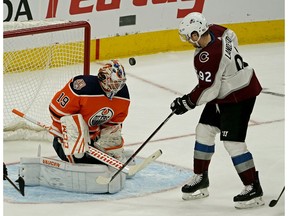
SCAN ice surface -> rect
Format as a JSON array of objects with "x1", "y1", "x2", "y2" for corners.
[{"x1": 3, "y1": 43, "x2": 285, "y2": 216}]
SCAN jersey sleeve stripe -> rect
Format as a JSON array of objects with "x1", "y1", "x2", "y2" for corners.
[
  {"x1": 49, "y1": 107, "x2": 63, "y2": 119},
  {"x1": 49, "y1": 103, "x2": 72, "y2": 116}
]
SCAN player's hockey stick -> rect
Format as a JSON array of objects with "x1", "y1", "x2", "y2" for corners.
[
  {"x1": 128, "y1": 149, "x2": 162, "y2": 176},
  {"x1": 96, "y1": 111, "x2": 174, "y2": 184},
  {"x1": 269, "y1": 186, "x2": 285, "y2": 207},
  {"x1": 3, "y1": 163, "x2": 25, "y2": 196},
  {"x1": 12, "y1": 109, "x2": 161, "y2": 176}
]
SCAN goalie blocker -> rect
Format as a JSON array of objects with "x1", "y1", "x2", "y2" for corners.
[{"x1": 56, "y1": 114, "x2": 90, "y2": 163}]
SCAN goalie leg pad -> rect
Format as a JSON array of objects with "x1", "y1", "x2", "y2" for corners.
[{"x1": 20, "y1": 157, "x2": 126, "y2": 194}]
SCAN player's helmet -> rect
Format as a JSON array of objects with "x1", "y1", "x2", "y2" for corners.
[
  {"x1": 178, "y1": 12, "x2": 209, "y2": 43},
  {"x1": 98, "y1": 60, "x2": 127, "y2": 99}
]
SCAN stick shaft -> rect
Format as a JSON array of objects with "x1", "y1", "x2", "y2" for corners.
[
  {"x1": 277, "y1": 186, "x2": 285, "y2": 201},
  {"x1": 4, "y1": 174, "x2": 24, "y2": 196},
  {"x1": 108, "y1": 111, "x2": 174, "y2": 182},
  {"x1": 12, "y1": 109, "x2": 54, "y2": 132}
]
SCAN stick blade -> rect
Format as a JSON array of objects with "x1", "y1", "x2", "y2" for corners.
[
  {"x1": 128, "y1": 149, "x2": 162, "y2": 176},
  {"x1": 269, "y1": 200, "x2": 277, "y2": 207},
  {"x1": 16, "y1": 176, "x2": 25, "y2": 196},
  {"x1": 96, "y1": 176, "x2": 112, "y2": 185}
]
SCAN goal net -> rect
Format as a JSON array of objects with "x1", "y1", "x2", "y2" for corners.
[{"x1": 4, "y1": 20, "x2": 91, "y2": 141}]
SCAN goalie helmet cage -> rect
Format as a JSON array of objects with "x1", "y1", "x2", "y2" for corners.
[{"x1": 4, "y1": 20, "x2": 91, "y2": 141}]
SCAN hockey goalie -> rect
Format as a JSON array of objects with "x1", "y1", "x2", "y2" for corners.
[
  {"x1": 20, "y1": 60, "x2": 134, "y2": 193},
  {"x1": 50, "y1": 60, "x2": 130, "y2": 164}
]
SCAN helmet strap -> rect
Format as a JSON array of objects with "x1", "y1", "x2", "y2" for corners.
[{"x1": 189, "y1": 36, "x2": 201, "y2": 48}]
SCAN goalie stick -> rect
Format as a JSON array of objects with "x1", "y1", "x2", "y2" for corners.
[
  {"x1": 12, "y1": 109, "x2": 161, "y2": 177},
  {"x1": 96, "y1": 111, "x2": 174, "y2": 184},
  {"x1": 88, "y1": 145, "x2": 162, "y2": 177}
]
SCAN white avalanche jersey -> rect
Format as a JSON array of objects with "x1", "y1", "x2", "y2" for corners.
[{"x1": 189, "y1": 24, "x2": 262, "y2": 105}]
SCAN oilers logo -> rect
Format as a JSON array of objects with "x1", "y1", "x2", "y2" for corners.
[{"x1": 89, "y1": 107, "x2": 114, "y2": 126}]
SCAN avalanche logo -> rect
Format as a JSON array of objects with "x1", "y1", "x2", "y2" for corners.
[
  {"x1": 89, "y1": 107, "x2": 114, "y2": 126},
  {"x1": 199, "y1": 51, "x2": 209, "y2": 63}
]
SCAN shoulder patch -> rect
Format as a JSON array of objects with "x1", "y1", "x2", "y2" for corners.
[
  {"x1": 199, "y1": 51, "x2": 210, "y2": 63},
  {"x1": 73, "y1": 79, "x2": 86, "y2": 90}
]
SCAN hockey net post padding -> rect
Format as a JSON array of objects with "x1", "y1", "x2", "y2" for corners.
[{"x1": 4, "y1": 20, "x2": 91, "y2": 141}]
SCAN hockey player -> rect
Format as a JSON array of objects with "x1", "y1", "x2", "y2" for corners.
[
  {"x1": 49, "y1": 60, "x2": 130, "y2": 164},
  {"x1": 170, "y1": 12, "x2": 264, "y2": 209}
]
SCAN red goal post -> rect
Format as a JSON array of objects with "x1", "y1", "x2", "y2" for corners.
[{"x1": 4, "y1": 20, "x2": 91, "y2": 141}]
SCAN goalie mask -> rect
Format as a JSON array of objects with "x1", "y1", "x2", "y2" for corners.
[
  {"x1": 98, "y1": 60, "x2": 127, "y2": 99},
  {"x1": 178, "y1": 12, "x2": 209, "y2": 46}
]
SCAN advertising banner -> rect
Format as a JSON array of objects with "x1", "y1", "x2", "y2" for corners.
[{"x1": 3, "y1": 0, "x2": 284, "y2": 39}]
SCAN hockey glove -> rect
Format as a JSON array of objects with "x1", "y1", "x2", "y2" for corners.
[{"x1": 170, "y1": 94, "x2": 195, "y2": 115}]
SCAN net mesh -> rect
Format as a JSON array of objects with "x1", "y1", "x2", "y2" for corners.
[{"x1": 4, "y1": 20, "x2": 90, "y2": 141}]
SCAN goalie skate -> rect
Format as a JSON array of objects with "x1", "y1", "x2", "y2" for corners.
[{"x1": 182, "y1": 171, "x2": 209, "y2": 200}]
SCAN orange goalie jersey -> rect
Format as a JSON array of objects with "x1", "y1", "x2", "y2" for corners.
[{"x1": 49, "y1": 75, "x2": 130, "y2": 140}]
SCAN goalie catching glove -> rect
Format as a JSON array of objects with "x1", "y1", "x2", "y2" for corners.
[
  {"x1": 170, "y1": 94, "x2": 195, "y2": 115},
  {"x1": 94, "y1": 125, "x2": 125, "y2": 161}
]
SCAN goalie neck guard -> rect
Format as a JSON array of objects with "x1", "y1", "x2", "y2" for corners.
[{"x1": 98, "y1": 60, "x2": 127, "y2": 99}]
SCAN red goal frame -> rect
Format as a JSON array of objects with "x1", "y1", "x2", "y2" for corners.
[{"x1": 4, "y1": 20, "x2": 91, "y2": 75}]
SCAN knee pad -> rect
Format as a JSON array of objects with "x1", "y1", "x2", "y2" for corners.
[
  {"x1": 196, "y1": 123, "x2": 220, "y2": 145},
  {"x1": 223, "y1": 141, "x2": 248, "y2": 157}
]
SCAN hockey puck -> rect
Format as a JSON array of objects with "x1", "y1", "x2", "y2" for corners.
[{"x1": 129, "y1": 57, "x2": 136, "y2": 66}]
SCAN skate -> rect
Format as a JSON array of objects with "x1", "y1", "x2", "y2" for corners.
[
  {"x1": 182, "y1": 171, "x2": 209, "y2": 200},
  {"x1": 234, "y1": 171, "x2": 265, "y2": 209}
]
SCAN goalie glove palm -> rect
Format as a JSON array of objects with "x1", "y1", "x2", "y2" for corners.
[{"x1": 170, "y1": 94, "x2": 195, "y2": 115}]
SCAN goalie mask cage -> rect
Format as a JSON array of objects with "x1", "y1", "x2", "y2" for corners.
[{"x1": 4, "y1": 20, "x2": 91, "y2": 141}]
